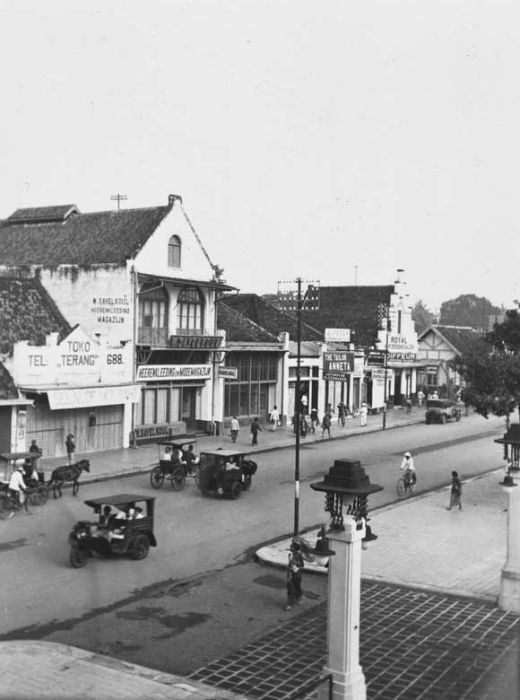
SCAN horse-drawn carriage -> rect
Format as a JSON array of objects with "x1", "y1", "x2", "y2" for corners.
[
  {"x1": 197, "y1": 449, "x2": 257, "y2": 499},
  {"x1": 69, "y1": 494, "x2": 157, "y2": 568},
  {"x1": 0, "y1": 452, "x2": 49, "y2": 512},
  {"x1": 149, "y1": 438, "x2": 199, "y2": 491}
]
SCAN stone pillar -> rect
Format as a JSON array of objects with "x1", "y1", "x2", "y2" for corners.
[
  {"x1": 499, "y1": 477, "x2": 520, "y2": 613},
  {"x1": 319, "y1": 517, "x2": 366, "y2": 700}
]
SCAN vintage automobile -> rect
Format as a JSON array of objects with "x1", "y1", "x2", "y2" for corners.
[
  {"x1": 425, "y1": 399, "x2": 462, "y2": 425},
  {"x1": 149, "y1": 438, "x2": 199, "y2": 491},
  {"x1": 68, "y1": 494, "x2": 157, "y2": 568},
  {"x1": 197, "y1": 449, "x2": 257, "y2": 499}
]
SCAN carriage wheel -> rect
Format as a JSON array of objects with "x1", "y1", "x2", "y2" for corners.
[
  {"x1": 150, "y1": 466, "x2": 165, "y2": 489},
  {"x1": 230, "y1": 481, "x2": 242, "y2": 500},
  {"x1": 131, "y1": 534, "x2": 150, "y2": 560},
  {"x1": 70, "y1": 546, "x2": 88, "y2": 568},
  {"x1": 171, "y1": 468, "x2": 186, "y2": 491},
  {"x1": 396, "y1": 478, "x2": 406, "y2": 498},
  {"x1": 72, "y1": 480, "x2": 80, "y2": 496},
  {"x1": 242, "y1": 475, "x2": 252, "y2": 492},
  {"x1": 37, "y1": 485, "x2": 50, "y2": 505}
]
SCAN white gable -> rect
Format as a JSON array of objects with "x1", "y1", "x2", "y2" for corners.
[{"x1": 134, "y1": 202, "x2": 217, "y2": 281}]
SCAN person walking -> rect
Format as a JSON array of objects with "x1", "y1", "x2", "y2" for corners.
[
  {"x1": 448, "y1": 471, "x2": 462, "y2": 510},
  {"x1": 285, "y1": 539, "x2": 305, "y2": 610},
  {"x1": 269, "y1": 405, "x2": 280, "y2": 431},
  {"x1": 337, "y1": 401, "x2": 346, "y2": 427},
  {"x1": 417, "y1": 389, "x2": 425, "y2": 407},
  {"x1": 250, "y1": 417, "x2": 262, "y2": 446},
  {"x1": 65, "y1": 433, "x2": 76, "y2": 464},
  {"x1": 230, "y1": 416, "x2": 239, "y2": 443},
  {"x1": 310, "y1": 407, "x2": 319, "y2": 433},
  {"x1": 359, "y1": 402, "x2": 368, "y2": 427},
  {"x1": 321, "y1": 411, "x2": 331, "y2": 438},
  {"x1": 29, "y1": 439, "x2": 44, "y2": 484}
]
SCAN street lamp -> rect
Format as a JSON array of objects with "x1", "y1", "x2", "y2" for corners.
[
  {"x1": 495, "y1": 425, "x2": 520, "y2": 612},
  {"x1": 311, "y1": 459, "x2": 383, "y2": 700}
]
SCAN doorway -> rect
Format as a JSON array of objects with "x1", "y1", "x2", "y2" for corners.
[{"x1": 181, "y1": 387, "x2": 197, "y2": 430}]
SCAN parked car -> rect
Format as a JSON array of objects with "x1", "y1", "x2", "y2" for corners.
[{"x1": 425, "y1": 399, "x2": 462, "y2": 425}]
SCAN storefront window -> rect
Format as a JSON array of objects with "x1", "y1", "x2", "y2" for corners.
[
  {"x1": 156, "y1": 389, "x2": 168, "y2": 423},
  {"x1": 224, "y1": 351, "x2": 278, "y2": 418},
  {"x1": 177, "y1": 287, "x2": 203, "y2": 333}
]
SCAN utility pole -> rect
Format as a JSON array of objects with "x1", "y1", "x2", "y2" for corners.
[
  {"x1": 111, "y1": 193, "x2": 127, "y2": 211},
  {"x1": 278, "y1": 278, "x2": 319, "y2": 537}
]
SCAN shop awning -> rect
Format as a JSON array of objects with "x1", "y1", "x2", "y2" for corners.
[
  {"x1": 20, "y1": 384, "x2": 141, "y2": 410},
  {"x1": 138, "y1": 272, "x2": 237, "y2": 292},
  {"x1": 0, "y1": 398, "x2": 34, "y2": 407}
]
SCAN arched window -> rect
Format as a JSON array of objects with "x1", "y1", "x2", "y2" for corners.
[
  {"x1": 168, "y1": 235, "x2": 181, "y2": 267},
  {"x1": 177, "y1": 287, "x2": 203, "y2": 334}
]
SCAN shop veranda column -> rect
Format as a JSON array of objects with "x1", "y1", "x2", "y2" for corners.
[{"x1": 500, "y1": 477, "x2": 520, "y2": 613}]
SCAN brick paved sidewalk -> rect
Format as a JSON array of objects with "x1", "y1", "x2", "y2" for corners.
[{"x1": 189, "y1": 581, "x2": 519, "y2": 700}]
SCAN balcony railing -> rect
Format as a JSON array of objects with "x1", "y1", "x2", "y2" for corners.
[
  {"x1": 138, "y1": 327, "x2": 211, "y2": 346},
  {"x1": 137, "y1": 327, "x2": 169, "y2": 346}
]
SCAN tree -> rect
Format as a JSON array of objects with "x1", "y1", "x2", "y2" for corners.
[
  {"x1": 411, "y1": 300, "x2": 437, "y2": 334},
  {"x1": 451, "y1": 310, "x2": 520, "y2": 421},
  {"x1": 439, "y1": 294, "x2": 501, "y2": 331}
]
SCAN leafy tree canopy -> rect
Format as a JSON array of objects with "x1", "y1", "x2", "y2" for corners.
[
  {"x1": 451, "y1": 308, "x2": 520, "y2": 420},
  {"x1": 440, "y1": 294, "x2": 501, "y2": 331},
  {"x1": 412, "y1": 300, "x2": 437, "y2": 334}
]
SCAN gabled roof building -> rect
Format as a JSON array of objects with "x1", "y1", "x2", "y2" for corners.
[{"x1": 0, "y1": 195, "x2": 232, "y2": 456}]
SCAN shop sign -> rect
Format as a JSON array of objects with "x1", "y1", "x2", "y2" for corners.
[
  {"x1": 325, "y1": 328, "x2": 351, "y2": 343},
  {"x1": 218, "y1": 367, "x2": 238, "y2": 379},
  {"x1": 323, "y1": 351, "x2": 354, "y2": 381},
  {"x1": 387, "y1": 334, "x2": 418, "y2": 356},
  {"x1": 371, "y1": 368, "x2": 386, "y2": 385},
  {"x1": 353, "y1": 355, "x2": 365, "y2": 377},
  {"x1": 170, "y1": 335, "x2": 223, "y2": 350},
  {"x1": 47, "y1": 384, "x2": 141, "y2": 410},
  {"x1": 388, "y1": 352, "x2": 417, "y2": 362},
  {"x1": 368, "y1": 351, "x2": 385, "y2": 367},
  {"x1": 426, "y1": 365, "x2": 438, "y2": 375},
  {"x1": 134, "y1": 424, "x2": 174, "y2": 440},
  {"x1": 12, "y1": 326, "x2": 132, "y2": 387},
  {"x1": 136, "y1": 364, "x2": 212, "y2": 381}
]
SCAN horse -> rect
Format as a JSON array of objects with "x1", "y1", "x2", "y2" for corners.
[{"x1": 48, "y1": 459, "x2": 90, "y2": 498}]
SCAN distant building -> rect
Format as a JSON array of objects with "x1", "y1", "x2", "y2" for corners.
[{"x1": 417, "y1": 324, "x2": 486, "y2": 398}]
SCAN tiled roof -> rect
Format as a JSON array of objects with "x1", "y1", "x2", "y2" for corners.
[
  {"x1": 0, "y1": 205, "x2": 170, "y2": 266},
  {"x1": 217, "y1": 303, "x2": 279, "y2": 343},
  {"x1": 0, "y1": 362, "x2": 18, "y2": 399},
  {"x1": 299, "y1": 285, "x2": 395, "y2": 347},
  {"x1": 223, "y1": 294, "x2": 323, "y2": 342},
  {"x1": 421, "y1": 325, "x2": 486, "y2": 355},
  {"x1": 0, "y1": 277, "x2": 71, "y2": 355}
]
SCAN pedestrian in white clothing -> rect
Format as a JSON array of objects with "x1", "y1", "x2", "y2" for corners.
[
  {"x1": 269, "y1": 406, "x2": 280, "y2": 431},
  {"x1": 359, "y1": 402, "x2": 368, "y2": 427}
]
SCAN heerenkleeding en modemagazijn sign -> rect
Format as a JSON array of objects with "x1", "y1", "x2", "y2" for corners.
[{"x1": 136, "y1": 365, "x2": 212, "y2": 381}]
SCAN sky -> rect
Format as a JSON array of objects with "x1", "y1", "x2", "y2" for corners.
[{"x1": 0, "y1": 0, "x2": 519, "y2": 313}]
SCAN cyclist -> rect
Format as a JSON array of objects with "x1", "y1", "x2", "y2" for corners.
[{"x1": 400, "y1": 451, "x2": 416, "y2": 487}]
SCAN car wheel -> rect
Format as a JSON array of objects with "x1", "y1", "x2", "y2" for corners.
[
  {"x1": 70, "y1": 546, "x2": 88, "y2": 568},
  {"x1": 131, "y1": 534, "x2": 150, "y2": 560},
  {"x1": 171, "y1": 468, "x2": 186, "y2": 491},
  {"x1": 230, "y1": 481, "x2": 242, "y2": 500},
  {"x1": 425, "y1": 416, "x2": 431, "y2": 425},
  {"x1": 150, "y1": 466, "x2": 165, "y2": 489}
]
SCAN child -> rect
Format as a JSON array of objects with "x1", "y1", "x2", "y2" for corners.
[{"x1": 448, "y1": 471, "x2": 462, "y2": 510}]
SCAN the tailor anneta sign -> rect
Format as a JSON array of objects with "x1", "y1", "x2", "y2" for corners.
[{"x1": 12, "y1": 326, "x2": 133, "y2": 387}]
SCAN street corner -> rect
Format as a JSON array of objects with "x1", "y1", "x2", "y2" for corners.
[{"x1": 255, "y1": 530, "x2": 329, "y2": 575}]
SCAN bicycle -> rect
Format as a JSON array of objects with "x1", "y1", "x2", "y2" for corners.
[
  {"x1": 0, "y1": 489, "x2": 30, "y2": 516},
  {"x1": 396, "y1": 471, "x2": 416, "y2": 498}
]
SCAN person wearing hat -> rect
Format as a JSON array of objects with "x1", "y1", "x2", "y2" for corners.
[
  {"x1": 285, "y1": 539, "x2": 305, "y2": 611},
  {"x1": 359, "y1": 402, "x2": 368, "y2": 427},
  {"x1": 65, "y1": 433, "x2": 76, "y2": 464},
  {"x1": 400, "y1": 451, "x2": 416, "y2": 485}
]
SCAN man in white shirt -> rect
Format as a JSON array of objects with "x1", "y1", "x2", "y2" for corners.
[
  {"x1": 8, "y1": 466, "x2": 27, "y2": 510},
  {"x1": 400, "y1": 451, "x2": 416, "y2": 484},
  {"x1": 269, "y1": 406, "x2": 280, "y2": 431}
]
